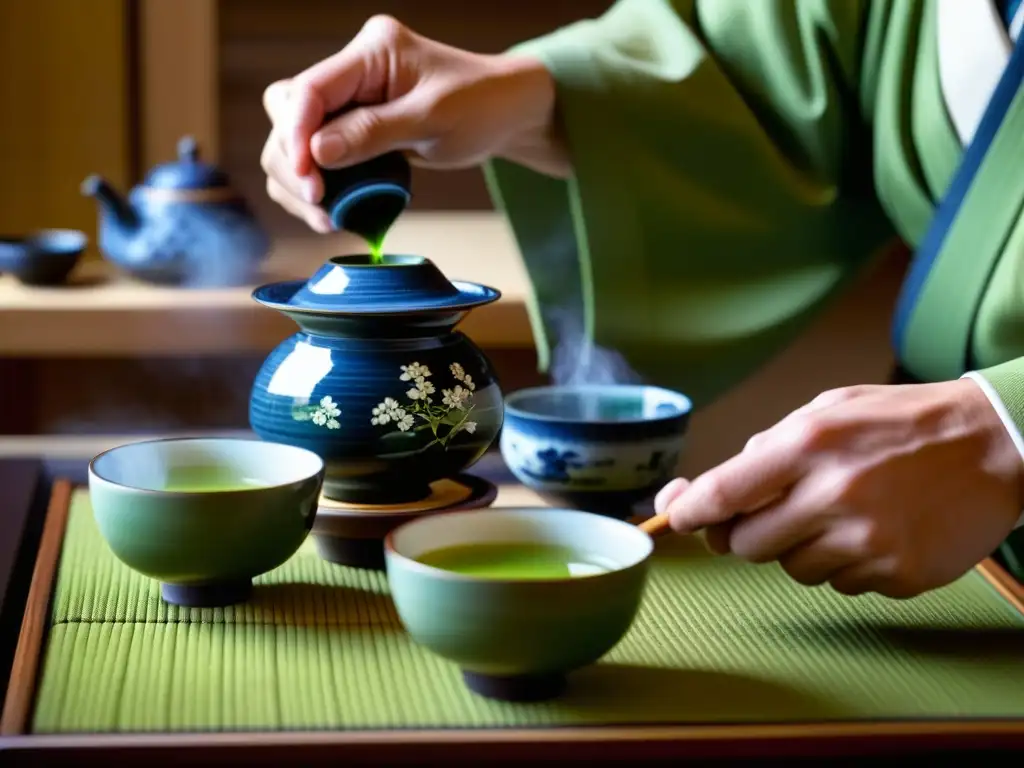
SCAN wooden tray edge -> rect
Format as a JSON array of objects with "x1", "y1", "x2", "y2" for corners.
[
  {"x1": 0, "y1": 720, "x2": 1022, "y2": 763},
  {"x1": 978, "y1": 556, "x2": 1024, "y2": 613},
  {"x1": 0, "y1": 478, "x2": 72, "y2": 736},
  {"x1": 0, "y1": 479, "x2": 1021, "y2": 758}
]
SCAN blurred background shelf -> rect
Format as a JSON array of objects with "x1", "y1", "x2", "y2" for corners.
[{"x1": 0, "y1": 212, "x2": 534, "y2": 356}]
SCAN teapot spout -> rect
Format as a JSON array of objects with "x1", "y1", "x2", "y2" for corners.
[{"x1": 81, "y1": 174, "x2": 138, "y2": 229}]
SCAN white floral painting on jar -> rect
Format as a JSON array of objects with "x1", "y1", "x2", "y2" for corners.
[{"x1": 370, "y1": 361, "x2": 478, "y2": 449}]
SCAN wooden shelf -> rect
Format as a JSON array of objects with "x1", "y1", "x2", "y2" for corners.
[
  {"x1": 0, "y1": 431, "x2": 255, "y2": 459},
  {"x1": 0, "y1": 212, "x2": 536, "y2": 357}
]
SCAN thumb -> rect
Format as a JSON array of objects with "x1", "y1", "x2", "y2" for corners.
[{"x1": 310, "y1": 98, "x2": 422, "y2": 169}]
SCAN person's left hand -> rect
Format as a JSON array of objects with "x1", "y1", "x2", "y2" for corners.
[{"x1": 654, "y1": 380, "x2": 1024, "y2": 598}]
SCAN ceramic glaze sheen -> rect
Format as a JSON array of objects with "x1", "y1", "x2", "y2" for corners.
[{"x1": 249, "y1": 255, "x2": 503, "y2": 504}]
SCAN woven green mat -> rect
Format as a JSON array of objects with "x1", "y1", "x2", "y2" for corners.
[{"x1": 30, "y1": 491, "x2": 1024, "y2": 733}]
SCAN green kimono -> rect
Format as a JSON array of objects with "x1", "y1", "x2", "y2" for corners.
[{"x1": 484, "y1": 0, "x2": 1024, "y2": 432}]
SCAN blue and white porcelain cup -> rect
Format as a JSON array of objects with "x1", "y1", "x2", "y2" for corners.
[{"x1": 499, "y1": 384, "x2": 692, "y2": 519}]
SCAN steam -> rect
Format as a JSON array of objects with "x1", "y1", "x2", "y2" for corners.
[
  {"x1": 546, "y1": 305, "x2": 643, "y2": 387},
  {"x1": 527, "y1": 219, "x2": 644, "y2": 389},
  {"x1": 174, "y1": 208, "x2": 271, "y2": 289}
]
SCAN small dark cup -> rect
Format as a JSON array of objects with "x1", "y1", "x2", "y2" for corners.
[
  {"x1": 317, "y1": 107, "x2": 412, "y2": 239},
  {"x1": 0, "y1": 229, "x2": 87, "y2": 286}
]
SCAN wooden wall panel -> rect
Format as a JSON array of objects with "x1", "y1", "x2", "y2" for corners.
[
  {"x1": 218, "y1": 0, "x2": 613, "y2": 237},
  {"x1": 138, "y1": 0, "x2": 219, "y2": 169},
  {"x1": 0, "y1": 0, "x2": 130, "y2": 261}
]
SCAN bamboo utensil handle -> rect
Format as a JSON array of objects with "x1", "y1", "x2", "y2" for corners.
[
  {"x1": 638, "y1": 490, "x2": 783, "y2": 540},
  {"x1": 638, "y1": 513, "x2": 672, "y2": 538}
]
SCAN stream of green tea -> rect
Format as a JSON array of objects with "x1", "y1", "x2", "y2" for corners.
[
  {"x1": 368, "y1": 236, "x2": 385, "y2": 265},
  {"x1": 344, "y1": 193, "x2": 401, "y2": 264}
]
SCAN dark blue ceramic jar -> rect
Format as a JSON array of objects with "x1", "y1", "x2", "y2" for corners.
[{"x1": 249, "y1": 254, "x2": 503, "y2": 504}]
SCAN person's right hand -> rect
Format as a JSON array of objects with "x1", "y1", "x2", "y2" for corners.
[{"x1": 260, "y1": 14, "x2": 569, "y2": 232}]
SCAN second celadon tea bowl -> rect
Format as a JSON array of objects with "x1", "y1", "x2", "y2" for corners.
[
  {"x1": 385, "y1": 507, "x2": 654, "y2": 702},
  {"x1": 249, "y1": 254, "x2": 503, "y2": 505}
]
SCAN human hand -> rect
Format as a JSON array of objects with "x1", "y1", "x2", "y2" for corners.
[
  {"x1": 654, "y1": 381, "x2": 1024, "y2": 598},
  {"x1": 259, "y1": 15, "x2": 568, "y2": 232}
]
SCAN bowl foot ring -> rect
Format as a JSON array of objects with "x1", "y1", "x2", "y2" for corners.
[
  {"x1": 461, "y1": 670, "x2": 567, "y2": 703},
  {"x1": 161, "y1": 579, "x2": 253, "y2": 608}
]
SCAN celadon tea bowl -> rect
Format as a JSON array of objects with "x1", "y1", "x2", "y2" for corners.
[
  {"x1": 500, "y1": 384, "x2": 692, "y2": 518},
  {"x1": 249, "y1": 254, "x2": 503, "y2": 505},
  {"x1": 88, "y1": 437, "x2": 325, "y2": 608},
  {"x1": 384, "y1": 507, "x2": 654, "y2": 702}
]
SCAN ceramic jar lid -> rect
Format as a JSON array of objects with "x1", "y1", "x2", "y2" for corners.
[{"x1": 252, "y1": 254, "x2": 501, "y2": 315}]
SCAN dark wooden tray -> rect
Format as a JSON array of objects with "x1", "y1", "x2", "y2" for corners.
[{"x1": 1, "y1": 457, "x2": 1023, "y2": 765}]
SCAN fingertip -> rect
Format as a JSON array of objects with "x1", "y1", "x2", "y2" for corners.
[
  {"x1": 307, "y1": 210, "x2": 334, "y2": 234},
  {"x1": 286, "y1": 85, "x2": 326, "y2": 174},
  {"x1": 300, "y1": 175, "x2": 322, "y2": 205},
  {"x1": 654, "y1": 477, "x2": 688, "y2": 515},
  {"x1": 311, "y1": 129, "x2": 348, "y2": 170},
  {"x1": 664, "y1": 480, "x2": 727, "y2": 536}
]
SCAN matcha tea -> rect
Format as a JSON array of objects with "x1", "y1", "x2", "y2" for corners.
[
  {"x1": 161, "y1": 465, "x2": 266, "y2": 493},
  {"x1": 416, "y1": 542, "x2": 616, "y2": 580},
  {"x1": 367, "y1": 237, "x2": 385, "y2": 265}
]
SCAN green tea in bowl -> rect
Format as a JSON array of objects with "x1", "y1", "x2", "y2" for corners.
[
  {"x1": 89, "y1": 437, "x2": 325, "y2": 608},
  {"x1": 416, "y1": 541, "x2": 617, "y2": 580},
  {"x1": 383, "y1": 507, "x2": 654, "y2": 702}
]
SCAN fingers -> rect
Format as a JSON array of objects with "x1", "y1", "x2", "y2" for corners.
[
  {"x1": 671, "y1": 386, "x2": 880, "y2": 535},
  {"x1": 312, "y1": 95, "x2": 426, "y2": 169},
  {"x1": 261, "y1": 87, "x2": 325, "y2": 216},
  {"x1": 777, "y1": 526, "x2": 864, "y2": 586},
  {"x1": 262, "y1": 80, "x2": 323, "y2": 185},
  {"x1": 266, "y1": 17, "x2": 397, "y2": 178},
  {"x1": 703, "y1": 520, "x2": 734, "y2": 554},
  {"x1": 828, "y1": 556, "x2": 914, "y2": 598},
  {"x1": 297, "y1": 15, "x2": 423, "y2": 171},
  {"x1": 653, "y1": 478, "x2": 733, "y2": 554},
  {"x1": 723, "y1": 486, "x2": 826, "y2": 564},
  {"x1": 298, "y1": 15, "x2": 408, "y2": 107},
  {"x1": 259, "y1": 15, "x2": 423, "y2": 230},
  {"x1": 265, "y1": 178, "x2": 332, "y2": 234},
  {"x1": 665, "y1": 447, "x2": 801, "y2": 535}
]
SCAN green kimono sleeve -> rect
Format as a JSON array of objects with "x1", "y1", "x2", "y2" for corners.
[{"x1": 484, "y1": 0, "x2": 895, "y2": 407}]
